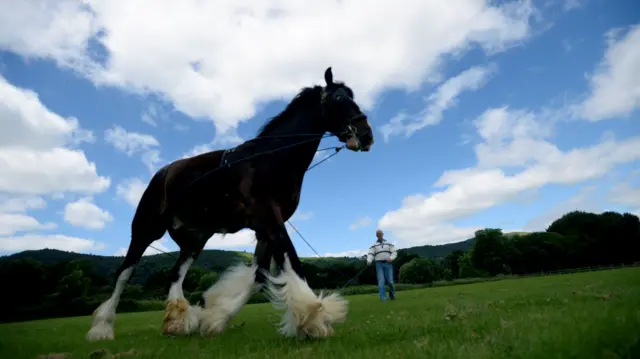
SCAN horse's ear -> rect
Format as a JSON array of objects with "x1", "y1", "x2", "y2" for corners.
[{"x1": 324, "y1": 67, "x2": 333, "y2": 86}]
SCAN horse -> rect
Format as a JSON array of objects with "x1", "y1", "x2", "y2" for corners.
[{"x1": 85, "y1": 67, "x2": 375, "y2": 342}]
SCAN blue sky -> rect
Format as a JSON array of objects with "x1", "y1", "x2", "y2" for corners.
[{"x1": 0, "y1": 0, "x2": 638, "y2": 258}]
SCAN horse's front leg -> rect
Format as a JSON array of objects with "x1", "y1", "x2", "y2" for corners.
[{"x1": 259, "y1": 208, "x2": 349, "y2": 339}]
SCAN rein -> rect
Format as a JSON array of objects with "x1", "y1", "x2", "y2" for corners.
[{"x1": 186, "y1": 133, "x2": 343, "y2": 189}]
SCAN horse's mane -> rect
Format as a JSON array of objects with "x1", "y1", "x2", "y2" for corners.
[{"x1": 255, "y1": 85, "x2": 323, "y2": 137}]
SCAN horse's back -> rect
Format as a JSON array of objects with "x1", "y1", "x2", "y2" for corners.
[{"x1": 162, "y1": 146, "x2": 256, "y2": 210}]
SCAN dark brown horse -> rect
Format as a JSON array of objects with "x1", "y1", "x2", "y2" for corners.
[{"x1": 85, "y1": 67, "x2": 374, "y2": 342}]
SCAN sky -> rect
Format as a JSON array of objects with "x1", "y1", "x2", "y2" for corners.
[{"x1": 0, "y1": 0, "x2": 639, "y2": 260}]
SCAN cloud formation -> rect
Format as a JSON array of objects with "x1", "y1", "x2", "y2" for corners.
[
  {"x1": 63, "y1": 197, "x2": 114, "y2": 230},
  {"x1": 377, "y1": 23, "x2": 640, "y2": 247},
  {"x1": 381, "y1": 64, "x2": 496, "y2": 141},
  {"x1": 0, "y1": 0, "x2": 534, "y2": 141},
  {"x1": 579, "y1": 25, "x2": 640, "y2": 121}
]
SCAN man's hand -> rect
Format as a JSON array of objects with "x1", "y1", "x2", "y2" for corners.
[{"x1": 386, "y1": 258, "x2": 393, "y2": 263}]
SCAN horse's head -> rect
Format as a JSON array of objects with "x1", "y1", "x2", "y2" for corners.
[{"x1": 320, "y1": 67, "x2": 374, "y2": 152}]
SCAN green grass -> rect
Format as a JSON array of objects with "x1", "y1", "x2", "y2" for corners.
[{"x1": 2, "y1": 268, "x2": 639, "y2": 359}]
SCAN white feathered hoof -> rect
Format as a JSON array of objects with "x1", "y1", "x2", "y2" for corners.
[
  {"x1": 85, "y1": 300, "x2": 115, "y2": 342},
  {"x1": 198, "y1": 307, "x2": 230, "y2": 336},
  {"x1": 266, "y1": 255, "x2": 349, "y2": 339},
  {"x1": 198, "y1": 262, "x2": 258, "y2": 337},
  {"x1": 294, "y1": 293, "x2": 348, "y2": 339},
  {"x1": 162, "y1": 299, "x2": 201, "y2": 336},
  {"x1": 85, "y1": 321, "x2": 115, "y2": 342}
]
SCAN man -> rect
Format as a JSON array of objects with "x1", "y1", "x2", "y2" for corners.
[{"x1": 366, "y1": 229, "x2": 397, "y2": 301}]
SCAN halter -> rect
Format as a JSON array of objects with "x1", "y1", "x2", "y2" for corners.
[{"x1": 320, "y1": 87, "x2": 365, "y2": 148}]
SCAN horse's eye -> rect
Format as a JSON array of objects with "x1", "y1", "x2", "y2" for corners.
[{"x1": 336, "y1": 95, "x2": 342, "y2": 100}]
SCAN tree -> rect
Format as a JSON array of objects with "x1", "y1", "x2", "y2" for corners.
[
  {"x1": 443, "y1": 250, "x2": 464, "y2": 279},
  {"x1": 457, "y1": 251, "x2": 487, "y2": 278},
  {"x1": 399, "y1": 258, "x2": 437, "y2": 284},
  {"x1": 57, "y1": 268, "x2": 91, "y2": 301},
  {"x1": 196, "y1": 272, "x2": 220, "y2": 291},
  {"x1": 471, "y1": 228, "x2": 508, "y2": 276},
  {"x1": 393, "y1": 249, "x2": 419, "y2": 280}
]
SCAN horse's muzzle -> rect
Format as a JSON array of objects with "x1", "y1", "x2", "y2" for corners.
[
  {"x1": 345, "y1": 133, "x2": 374, "y2": 152},
  {"x1": 358, "y1": 132, "x2": 374, "y2": 152}
]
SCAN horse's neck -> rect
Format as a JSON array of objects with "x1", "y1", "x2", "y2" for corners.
[{"x1": 259, "y1": 111, "x2": 324, "y2": 175}]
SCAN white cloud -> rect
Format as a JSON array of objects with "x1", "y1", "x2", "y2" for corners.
[
  {"x1": 141, "y1": 149, "x2": 162, "y2": 173},
  {"x1": 579, "y1": 24, "x2": 640, "y2": 121},
  {"x1": 0, "y1": 213, "x2": 57, "y2": 236},
  {"x1": 0, "y1": 75, "x2": 109, "y2": 196},
  {"x1": 115, "y1": 230, "x2": 258, "y2": 256},
  {"x1": 473, "y1": 106, "x2": 560, "y2": 169},
  {"x1": 349, "y1": 216, "x2": 373, "y2": 231},
  {"x1": 380, "y1": 64, "x2": 496, "y2": 141},
  {"x1": 0, "y1": 76, "x2": 94, "y2": 149},
  {"x1": 182, "y1": 143, "x2": 216, "y2": 158},
  {"x1": 379, "y1": 26, "x2": 640, "y2": 245},
  {"x1": 141, "y1": 103, "x2": 162, "y2": 127},
  {"x1": 0, "y1": 234, "x2": 105, "y2": 253},
  {"x1": 205, "y1": 229, "x2": 257, "y2": 249},
  {"x1": 114, "y1": 235, "x2": 173, "y2": 257},
  {"x1": 291, "y1": 211, "x2": 313, "y2": 222},
  {"x1": 381, "y1": 54, "x2": 640, "y2": 245},
  {"x1": 104, "y1": 125, "x2": 159, "y2": 156},
  {"x1": 563, "y1": 0, "x2": 583, "y2": 11},
  {"x1": 116, "y1": 177, "x2": 147, "y2": 208},
  {"x1": 63, "y1": 197, "x2": 113, "y2": 230},
  {"x1": 608, "y1": 182, "x2": 640, "y2": 210},
  {"x1": 181, "y1": 132, "x2": 245, "y2": 159},
  {"x1": 0, "y1": 195, "x2": 46, "y2": 213},
  {"x1": 0, "y1": 0, "x2": 535, "y2": 141},
  {"x1": 379, "y1": 103, "x2": 640, "y2": 246},
  {"x1": 324, "y1": 249, "x2": 368, "y2": 258},
  {"x1": 104, "y1": 125, "x2": 163, "y2": 172},
  {"x1": 524, "y1": 185, "x2": 601, "y2": 231},
  {"x1": 0, "y1": 148, "x2": 111, "y2": 195},
  {"x1": 0, "y1": 75, "x2": 111, "y2": 254}
]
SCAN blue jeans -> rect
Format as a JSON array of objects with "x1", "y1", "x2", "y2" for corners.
[{"x1": 375, "y1": 261, "x2": 396, "y2": 301}]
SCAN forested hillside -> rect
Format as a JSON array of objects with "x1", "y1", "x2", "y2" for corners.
[
  {"x1": 1, "y1": 210, "x2": 638, "y2": 323},
  {"x1": 1, "y1": 235, "x2": 474, "y2": 285}
]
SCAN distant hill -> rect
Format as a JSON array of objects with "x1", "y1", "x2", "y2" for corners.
[
  {"x1": 403, "y1": 238, "x2": 475, "y2": 259},
  {"x1": 0, "y1": 235, "x2": 484, "y2": 284},
  {"x1": 1, "y1": 248, "x2": 253, "y2": 286},
  {"x1": 400, "y1": 231, "x2": 531, "y2": 259}
]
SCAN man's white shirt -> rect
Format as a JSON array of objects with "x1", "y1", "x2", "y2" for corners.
[{"x1": 366, "y1": 240, "x2": 397, "y2": 265}]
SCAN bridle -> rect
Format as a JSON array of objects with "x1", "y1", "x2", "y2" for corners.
[{"x1": 320, "y1": 87, "x2": 367, "y2": 147}]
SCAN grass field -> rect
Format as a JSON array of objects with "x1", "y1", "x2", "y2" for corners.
[{"x1": 2, "y1": 267, "x2": 639, "y2": 359}]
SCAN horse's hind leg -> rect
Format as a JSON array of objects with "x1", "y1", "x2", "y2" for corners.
[
  {"x1": 86, "y1": 169, "x2": 167, "y2": 342},
  {"x1": 85, "y1": 215, "x2": 166, "y2": 341}
]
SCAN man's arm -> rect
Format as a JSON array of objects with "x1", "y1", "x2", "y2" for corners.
[
  {"x1": 366, "y1": 246, "x2": 375, "y2": 265},
  {"x1": 389, "y1": 243, "x2": 397, "y2": 261}
]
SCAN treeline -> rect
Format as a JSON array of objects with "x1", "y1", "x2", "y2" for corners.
[
  {"x1": 1, "y1": 210, "x2": 637, "y2": 323},
  {"x1": 398, "y1": 210, "x2": 640, "y2": 284}
]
